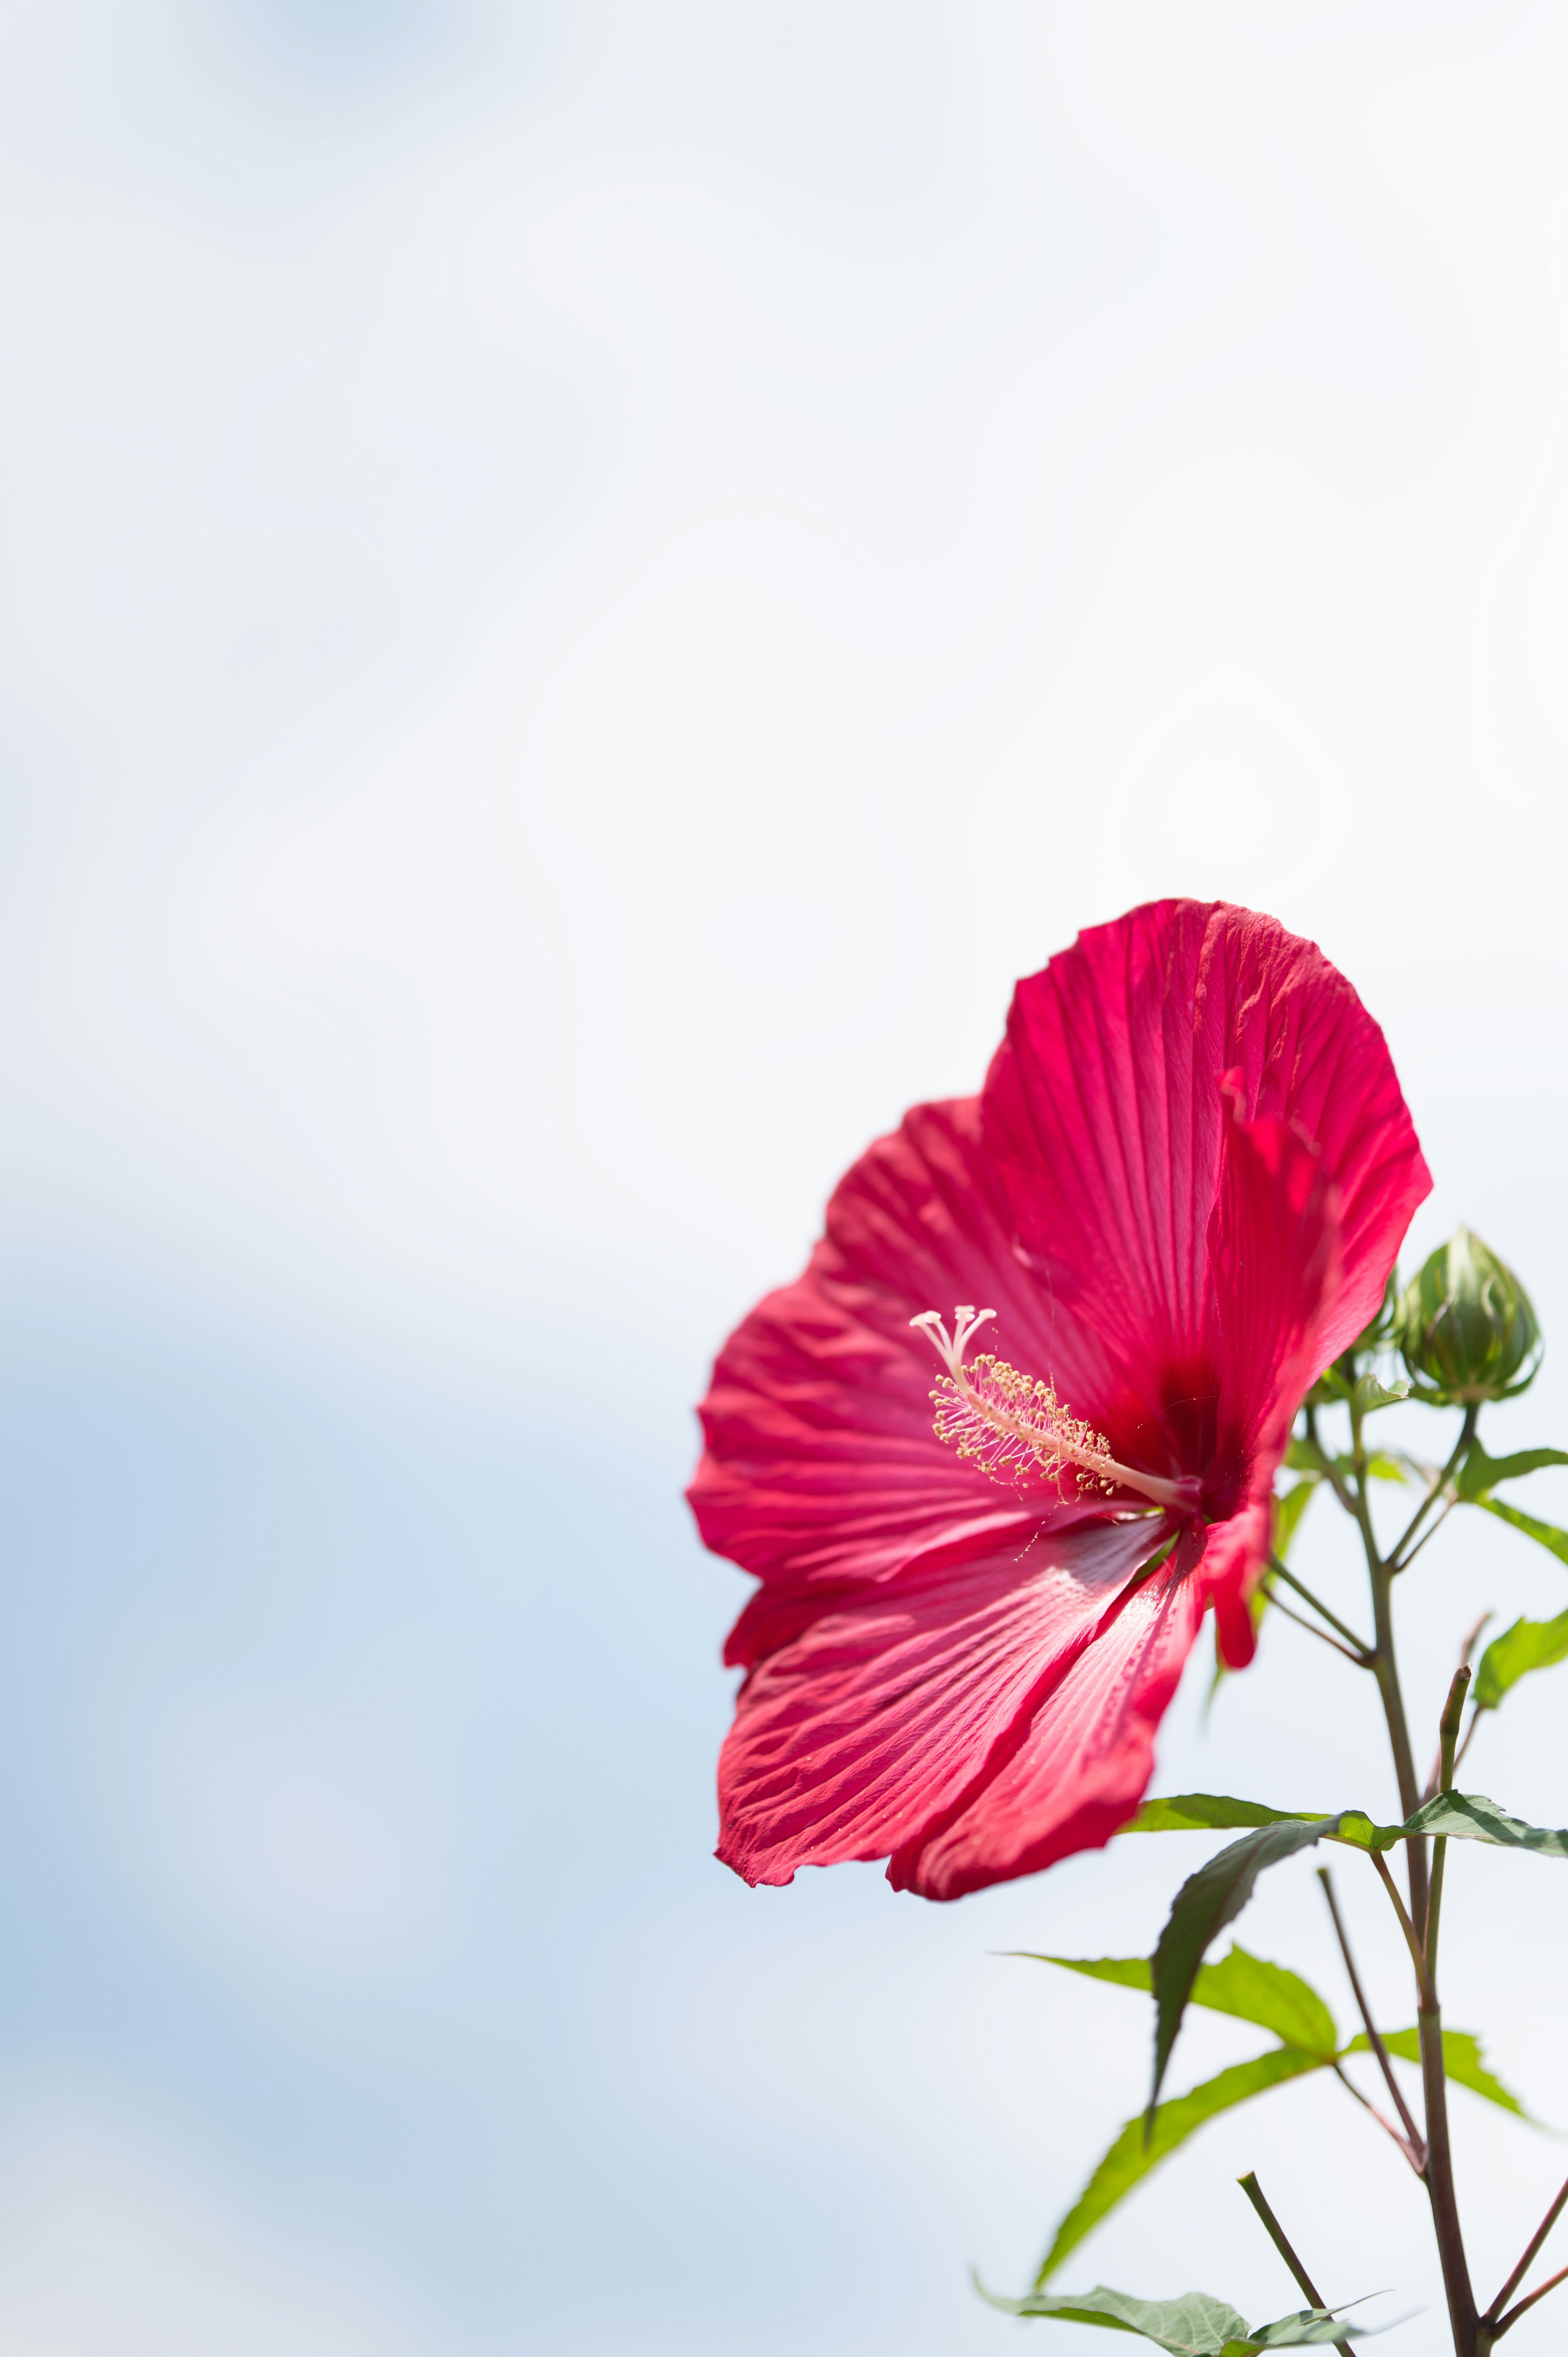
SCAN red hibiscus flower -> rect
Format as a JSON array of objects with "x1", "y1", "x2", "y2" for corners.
[{"x1": 688, "y1": 901, "x2": 1430, "y2": 1901}]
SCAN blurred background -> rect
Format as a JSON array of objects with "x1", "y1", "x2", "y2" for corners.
[{"x1": 2, "y1": 3, "x2": 1568, "y2": 2350}]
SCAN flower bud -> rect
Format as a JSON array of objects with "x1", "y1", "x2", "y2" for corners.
[{"x1": 1393, "y1": 1228, "x2": 1542, "y2": 1404}]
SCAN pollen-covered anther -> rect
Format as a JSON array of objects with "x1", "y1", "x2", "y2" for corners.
[{"x1": 909, "y1": 1306, "x2": 1193, "y2": 1514}]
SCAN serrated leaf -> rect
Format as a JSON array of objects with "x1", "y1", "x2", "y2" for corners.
[
  {"x1": 1150, "y1": 1820, "x2": 1341, "y2": 2110},
  {"x1": 1122, "y1": 1795, "x2": 1332, "y2": 1835},
  {"x1": 981, "y1": 2284, "x2": 1373, "y2": 2350},
  {"x1": 1345, "y1": 2027, "x2": 1530, "y2": 2120},
  {"x1": 1475, "y1": 1496, "x2": 1568, "y2": 1567},
  {"x1": 1033, "y1": 2049, "x2": 1328, "y2": 2283},
  {"x1": 1117, "y1": 1791, "x2": 1568, "y2": 1858},
  {"x1": 1022, "y1": 1945, "x2": 1338, "y2": 2058},
  {"x1": 1185, "y1": 1945, "x2": 1339, "y2": 2054},
  {"x1": 980, "y1": 2283, "x2": 1254, "y2": 2350},
  {"x1": 1456, "y1": 1443, "x2": 1568, "y2": 1502},
  {"x1": 1401, "y1": 1791, "x2": 1568, "y2": 1857},
  {"x1": 1474, "y1": 1609, "x2": 1568, "y2": 1710}
]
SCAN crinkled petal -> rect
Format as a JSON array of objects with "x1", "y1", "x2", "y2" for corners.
[
  {"x1": 689, "y1": 1097, "x2": 1113, "y2": 1602},
  {"x1": 716, "y1": 1516, "x2": 1171, "y2": 1888},
  {"x1": 891, "y1": 1554, "x2": 1207, "y2": 1900},
  {"x1": 982, "y1": 900, "x2": 1430, "y2": 1420}
]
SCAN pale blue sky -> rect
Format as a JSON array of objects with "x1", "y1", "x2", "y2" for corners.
[{"x1": 2, "y1": 5, "x2": 1568, "y2": 2352}]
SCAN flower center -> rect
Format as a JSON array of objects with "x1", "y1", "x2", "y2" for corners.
[{"x1": 910, "y1": 1307, "x2": 1199, "y2": 1515}]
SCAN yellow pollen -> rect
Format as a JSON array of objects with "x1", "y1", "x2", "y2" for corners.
[{"x1": 909, "y1": 1307, "x2": 1193, "y2": 1515}]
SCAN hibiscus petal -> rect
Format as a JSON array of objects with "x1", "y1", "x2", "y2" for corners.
[
  {"x1": 716, "y1": 1516, "x2": 1171, "y2": 1888},
  {"x1": 891, "y1": 1554, "x2": 1207, "y2": 1900},
  {"x1": 689, "y1": 1097, "x2": 1113, "y2": 1600},
  {"x1": 982, "y1": 901, "x2": 1430, "y2": 1415}
]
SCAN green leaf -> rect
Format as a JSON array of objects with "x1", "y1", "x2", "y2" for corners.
[
  {"x1": 980, "y1": 2283, "x2": 1254, "y2": 2350},
  {"x1": 1150, "y1": 1820, "x2": 1341, "y2": 2110},
  {"x1": 1398, "y1": 1791, "x2": 1568, "y2": 1857},
  {"x1": 1456, "y1": 1442, "x2": 1568, "y2": 1502},
  {"x1": 1352, "y1": 1373, "x2": 1409, "y2": 1413},
  {"x1": 1122, "y1": 1795, "x2": 1332, "y2": 1835},
  {"x1": 1475, "y1": 1495, "x2": 1568, "y2": 1567},
  {"x1": 1273, "y1": 1480, "x2": 1317, "y2": 1559},
  {"x1": 1345, "y1": 2027, "x2": 1530, "y2": 2120},
  {"x1": 1187, "y1": 1945, "x2": 1339, "y2": 2055},
  {"x1": 1115, "y1": 1789, "x2": 1568, "y2": 1860},
  {"x1": 1241, "y1": 2313, "x2": 1379, "y2": 2349},
  {"x1": 981, "y1": 2284, "x2": 1373, "y2": 2350},
  {"x1": 1022, "y1": 1946, "x2": 1337, "y2": 2059},
  {"x1": 1474, "y1": 1609, "x2": 1568, "y2": 1710},
  {"x1": 1033, "y1": 2049, "x2": 1328, "y2": 2283},
  {"x1": 1283, "y1": 1437, "x2": 1329, "y2": 1474}
]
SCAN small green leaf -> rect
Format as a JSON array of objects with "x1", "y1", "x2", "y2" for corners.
[
  {"x1": 1456, "y1": 1443, "x2": 1568, "y2": 1502},
  {"x1": 1352, "y1": 1373, "x2": 1409, "y2": 1412},
  {"x1": 1150, "y1": 1820, "x2": 1341, "y2": 2111},
  {"x1": 1399, "y1": 1791, "x2": 1568, "y2": 1857},
  {"x1": 1345, "y1": 2027, "x2": 1530, "y2": 2120},
  {"x1": 1032, "y1": 2049, "x2": 1328, "y2": 2282},
  {"x1": 1122, "y1": 1795, "x2": 1331, "y2": 1835},
  {"x1": 1242, "y1": 2312, "x2": 1379, "y2": 2348},
  {"x1": 1284, "y1": 1437, "x2": 1329, "y2": 1474},
  {"x1": 1474, "y1": 1609, "x2": 1568, "y2": 1710},
  {"x1": 1021, "y1": 1945, "x2": 1338, "y2": 2058},
  {"x1": 1474, "y1": 1496, "x2": 1568, "y2": 1567}
]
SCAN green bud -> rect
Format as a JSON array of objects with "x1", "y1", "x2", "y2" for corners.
[{"x1": 1393, "y1": 1228, "x2": 1543, "y2": 1405}]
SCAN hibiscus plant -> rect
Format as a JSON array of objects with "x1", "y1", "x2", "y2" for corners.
[{"x1": 688, "y1": 900, "x2": 1568, "y2": 2357}]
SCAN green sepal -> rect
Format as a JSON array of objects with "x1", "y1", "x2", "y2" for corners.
[
  {"x1": 1021, "y1": 1945, "x2": 1337, "y2": 2059},
  {"x1": 1456, "y1": 1442, "x2": 1568, "y2": 1502},
  {"x1": 1031, "y1": 2049, "x2": 1329, "y2": 2283},
  {"x1": 1474, "y1": 1609, "x2": 1568, "y2": 1710},
  {"x1": 1344, "y1": 2027, "x2": 1532, "y2": 2121}
]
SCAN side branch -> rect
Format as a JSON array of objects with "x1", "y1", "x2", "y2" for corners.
[
  {"x1": 1485, "y1": 2172, "x2": 1568, "y2": 2329},
  {"x1": 1317, "y1": 1867, "x2": 1425, "y2": 2169}
]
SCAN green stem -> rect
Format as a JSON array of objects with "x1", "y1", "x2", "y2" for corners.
[
  {"x1": 1486, "y1": 2171, "x2": 1568, "y2": 2327},
  {"x1": 1389, "y1": 1407, "x2": 1478, "y2": 1573},
  {"x1": 1426, "y1": 1667, "x2": 1472, "y2": 1986},
  {"x1": 1266, "y1": 1555, "x2": 1374, "y2": 1657},
  {"x1": 1236, "y1": 2174, "x2": 1354, "y2": 2357},
  {"x1": 1348, "y1": 1398, "x2": 1476, "y2": 2357}
]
